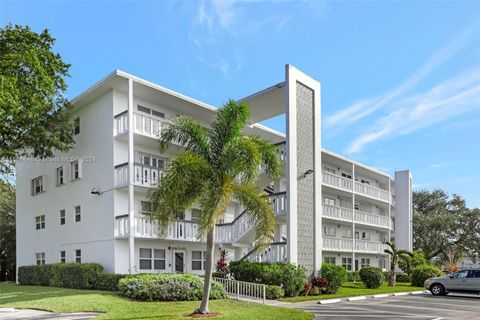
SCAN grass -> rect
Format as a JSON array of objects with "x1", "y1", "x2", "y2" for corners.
[
  {"x1": 0, "y1": 283, "x2": 311, "y2": 320},
  {"x1": 280, "y1": 282, "x2": 424, "y2": 302}
]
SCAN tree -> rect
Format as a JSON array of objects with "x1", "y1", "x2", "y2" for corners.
[
  {"x1": 0, "y1": 179, "x2": 15, "y2": 281},
  {"x1": 0, "y1": 24, "x2": 74, "y2": 173},
  {"x1": 148, "y1": 100, "x2": 279, "y2": 314},
  {"x1": 398, "y1": 251, "x2": 428, "y2": 275},
  {"x1": 384, "y1": 241, "x2": 413, "y2": 286},
  {"x1": 413, "y1": 190, "x2": 480, "y2": 262}
]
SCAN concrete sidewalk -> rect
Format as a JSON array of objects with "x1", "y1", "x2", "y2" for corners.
[{"x1": 0, "y1": 308, "x2": 99, "y2": 320}]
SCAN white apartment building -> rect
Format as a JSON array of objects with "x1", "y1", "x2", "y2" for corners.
[{"x1": 16, "y1": 65, "x2": 412, "y2": 277}]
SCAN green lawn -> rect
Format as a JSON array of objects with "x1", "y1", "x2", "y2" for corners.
[
  {"x1": 0, "y1": 283, "x2": 311, "y2": 320},
  {"x1": 280, "y1": 282, "x2": 424, "y2": 302}
]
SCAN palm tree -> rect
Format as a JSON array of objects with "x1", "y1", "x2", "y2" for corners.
[
  {"x1": 148, "y1": 100, "x2": 280, "y2": 314},
  {"x1": 384, "y1": 241, "x2": 413, "y2": 286}
]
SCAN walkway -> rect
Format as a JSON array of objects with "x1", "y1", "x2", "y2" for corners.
[{"x1": 0, "y1": 308, "x2": 99, "y2": 320}]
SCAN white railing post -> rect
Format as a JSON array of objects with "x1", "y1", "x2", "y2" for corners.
[
  {"x1": 236, "y1": 280, "x2": 240, "y2": 300},
  {"x1": 263, "y1": 285, "x2": 266, "y2": 304}
]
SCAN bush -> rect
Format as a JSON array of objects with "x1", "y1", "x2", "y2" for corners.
[
  {"x1": 346, "y1": 271, "x2": 361, "y2": 282},
  {"x1": 321, "y1": 263, "x2": 347, "y2": 294},
  {"x1": 265, "y1": 285, "x2": 284, "y2": 299},
  {"x1": 229, "y1": 261, "x2": 307, "y2": 297},
  {"x1": 398, "y1": 251, "x2": 428, "y2": 275},
  {"x1": 118, "y1": 273, "x2": 227, "y2": 301},
  {"x1": 359, "y1": 266, "x2": 384, "y2": 289},
  {"x1": 395, "y1": 273, "x2": 411, "y2": 283},
  {"x1": 17, "y1": 263, "x2": 124, "y2": 291},
  {"x1": 411, "y1": 265, "x2": 443, "y2": 287}
]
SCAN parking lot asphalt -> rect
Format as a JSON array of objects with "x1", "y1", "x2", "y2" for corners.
[
  {"x1": 290, "y1": 293, "x2": 480, "y2": 320},
  {"x1": 0, "y1": 309, "x2": 99, "y2": 320}
]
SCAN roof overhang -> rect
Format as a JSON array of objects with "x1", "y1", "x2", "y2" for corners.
[{"x1": 237, "y1": 82, "x2": 286, "y2": 123}]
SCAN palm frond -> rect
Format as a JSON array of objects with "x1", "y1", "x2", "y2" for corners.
[
  {"x1": 384, "y1": 249, "x2": 394, "y2": 256},
  {"x1": 233, "y1": 184, "x2": 276, "y2": 251},
  {"x1": 158, "y1": 116, "x2": 210, "y2": 159},
  {"x1": 221, "y1": 137, "x2": 261, "y2": 184},
  {"x1": 245, "y1": 136, "x2": 280, "y2": 180}
]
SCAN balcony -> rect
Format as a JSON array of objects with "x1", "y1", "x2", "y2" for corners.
[
  {"x1": 114, "y1": 112, "x2": 165, "y2": 138},
  {"x1": 323, "y1": 205, "x2": 354, "y2": 222},
  {"x1": 322, "y1": 171, "x2": 353, "y2": 191},
  {"x1": 354, "y1": 182, "x2": 390, "y2": 203},
  {"x1": 114, "y1": 163, "x2": 164, "y2": 188},
  {"x1": 355, "y1": 240, "x2": 388, "y2": 254},
  {"x1": 242, "y1": 242, "x2": 287, "y2": 263},
  {"x1": 323, "y1": 237, "x2": 353, "y2": 252},
  {"x1": 322, "y1": 205, "x2": 390, "y2": 229},
  {"x1": 354, "y1": 210, "x2": 390, "y2": 228}
]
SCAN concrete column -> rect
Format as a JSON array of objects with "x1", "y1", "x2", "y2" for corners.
[{"x1": 127, "y1": 78, "x2": 135, "y2": 274}]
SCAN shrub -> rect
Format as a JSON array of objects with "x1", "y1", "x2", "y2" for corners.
[
  {"x1": 311, "y1": 276, "x2": 329, "y2": 289},
  {"x1": 398, "y1": 251, "x2": 428, "y2": 275},
  {"x1": 229, "y1": 261, "x2": 306, "y2": 297},
  {"x1": 265, "y1": 285, "x2": 284, "y2": 299},
  {"x1": 359, "y1": 266, "x2": 384, "y2": 289},
  {"x1": 321, "y1": 263, "x2": 347, "y2": 294},
  {"x1": 411, "y1": 265, "x2": 443, "y2": 287},
  {"x1": 17, "y1": 263, "x2": 124, "y2": 291},
  {"x1": 118, "y1": 273, "x2": 227, "y2": 301},
  {"x1": 346, "y1": 271, "x2": 361, "y2": 282},
  {"x1": 395, "y1": 273, "x2": 411, "y2": 283},
  {"x1": 95, "y1": 273, "x2": 127, "y2": 291}
]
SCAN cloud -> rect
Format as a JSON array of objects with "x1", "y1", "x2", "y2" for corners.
[
  {"x1": 430, "y1": 163, "x2": 449, "y2": 169},
  {"x1": 346, "y1": 66, "x2": 480, "y2": 153},
  {"x1": 325, "y1": 22, "x2": 480, "y2": 131}
]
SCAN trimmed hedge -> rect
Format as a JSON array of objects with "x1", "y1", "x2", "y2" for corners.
[
  {"x1": 118, "y1": 273, "x2": 227, "y2": 301},
  {"x1": 411, "y1": 265, "x2": 443, "y2": 287},
  {"x1": 346, "y1": 271, "x2": 361, "y2": 282},
  {"x1": 359, "y1": 266, "x2": 384, "y2": 289},
  {"x1": 321, "y1": 263, "x2": 347, "y2": 294},
  {"x1": 396, "y1": 273, "x2": 411, "y2": 283},
  {"x1": 229, "y1": 261, "x2": 307, "y2": 297},
  {"x1": 17, "y1": 263, "x2": 125, "y2": 291},
  {"x1": 266, "y1": 285, "x2": 285, "y2": 299}
]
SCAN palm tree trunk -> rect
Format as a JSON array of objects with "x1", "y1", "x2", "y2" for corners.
[
  {"x1": 388, "y1": 257, "x2": 396, "y2": 286},
  {"x1": 195, "y1": 225, "x2": 215, "y2": 314}
]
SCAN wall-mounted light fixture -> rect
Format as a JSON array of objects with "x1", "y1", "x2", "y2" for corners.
[{"x1": 302, "y1": 169, "x2": 314, "y2": 178}]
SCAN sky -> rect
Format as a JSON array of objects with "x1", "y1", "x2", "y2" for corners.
[{"x1": 1, "y1": 0, "x2": 479, "y2": 208}]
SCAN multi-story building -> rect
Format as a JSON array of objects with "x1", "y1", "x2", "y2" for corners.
[{"x1": 16, "y1": 65, "x2": 412, "y2": 277}]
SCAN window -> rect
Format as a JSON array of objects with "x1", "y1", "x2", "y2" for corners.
[
  {"x1": 74, "y1": 117, "x2": 80, "y2": 135},
  {"x1": 137, "y1": 105, "x2": 165, "y2": 119},
  {"x1": 354, "y1": 203, "x2": 359, "y2": 210},
  {"x1": 192, "y1": 251, "x2": 207, "y2": 271},
  {"x1": 71, "y1": 160, "x2": 81, "y2": 180},
  {"x1": 324, "y1": 166, "x2": 335, "y2": 174},
  {"x1": 137, "y1": 105, "x2": 151, "y2": 114},
  {"x1": 453, "y1": 270, "x2": 469, "y2": 279},
  {"x1": 360, "y1": 258, "x2": 370, "y2": 268},
  {"x1": 153, "y1": 249, "x2": 166, "y2": 270},
  {"x1": 60, "y1": 210, "x2": 66, "y2": 225},
  {"x1": 324, "y1": 197, "x2": 335, "y2": 207},
  {"x1": 75, "y1": 249, "x2": 81, "y2": 263},
  {"x1": 324, "y1": 257, "x2": 336, "y2": 264},
  {"x1": 191, "y1": 209, "x2": 201, "y2": 222},
  {"x1": 355, "y1": 231, "x2": 370, "y2": 240},
  {"x1": 342, "y1": 228, "x2": 352, "y2": 238},
  {"x1": 323, "y1": 226, "x2": 336, "y2": 237},
  {"x1": 139, "y1": 248, "x2": 152, "y2": 270},
  {"x1": 35, "y1": 215, "x2": 45, "y2": 230},
  {"x1": 152, "y1": 110, "x2": 165, "y2": 118},
  {"x1": 141, "y1": 201, "x2": 152, "y2": 215},
  {"x1": 56, "y1": 166, "x2": 65, "y2": 186},
  {"x1": 60, "y1": 251, "x2": 66, "y2": 263},
  {"x1": 74, "y1": 206, "x2": 81, "y2": 222},
  {"x1": 469, "y1": 270, "x2": 480, "y2": 278},
  {"x1": 342, "y1": 257, "x2": 352, "y2": 271},
  {"x1": 360, "y1": 179, "x2": 370, "y2": 185},
  {"x1": 32, "y1": 176, "x2": 44, "y2": 195},
  {"x1": 36, "y1": 252, "x2": 45, "y2": 265},
  {"x1": 341, "y1": 173, "x2": 352, "y2": 179}
]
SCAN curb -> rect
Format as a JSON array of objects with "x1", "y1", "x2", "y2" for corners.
[
  {"x1": 316, "y1": 290, "x2": 428, "y2": 305},
  {"x1": 0, "y1": 308, "x2": 16, "y2": 313}
]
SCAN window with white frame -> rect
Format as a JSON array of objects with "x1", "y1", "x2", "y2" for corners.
[
  {"x1": 56, "y1": 166, "x2": 65, "y2": 186},
  {"x1": 35, "y1": 215, "x2": 45, "y2": 230},
  {"x1": 75, "y1": 249, "x2": 81, "y2": 263},
  {"x1": 60, "y1": 251, "x2": 66, "y2": 263},
  {"x1": 192, "y1": 251, "x2": 207, "y2": 271},
  {"x1": 342, "y1": 228, "x2": 352, "y2": 238},
  {"x1": 74, "y1": 206, "x2": 81, "y2": 222},
  {"x1": 324, "y1": 197, "x2": 335, "y2": 207},
  {"x1": 140, "y1": 201, "x2": 152, "y2": 215},
  {"x1": 341, "y1": 172, "x2": 352, "y2": 179},
  {"x1": 191, "y1": 209, "x2": 201, "y2": 223},
  {"x1": 74, "y1": 117, "x2": 80, "y2": 135},
  {"x1": 323, "y1": 226, "x2": 336, "y2": 237},
  {"x1": 360, "y1": 258, "x2": 370, "y2": 268},
  {"x1": 355, "y1": 231, "x2": 370, "y2": 240},
  {"x1": 324, "y1": 166, "x2": 335, "y2": 174},
  {"x1": 60, "y1": 210, "x2": 66, "y2": 225},
  {"x1": 324, "y1": 256, "x2": 336, "y2": 264},
  {"x1": 139, "y1": 248, "x2": 166, "y2": 270},
  {"x1": 31, "y1": 176, "x2": 44, "y2": 195},
  {"x1": 137, "y1": 105, "x2": 165, "y2": 119},
  {"x1": 342, "y1": 257, "x2": 352, "y2": 271},
  {"x1": 36, "y1": 252, "x2": 45, "y2": 265},
  {"x1": 71, "y1": 160, "x2": 81, "y2": 180}
]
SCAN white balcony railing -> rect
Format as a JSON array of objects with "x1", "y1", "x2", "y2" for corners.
[
  {"x1": 114, "y1": 112, "x2": 128, "y2": 136},
  {"x1": 355, "y1": 240, "x2": 387, "y2": 253},
  {"x1": 271, "y1": 192, "x2": 287, "y2": 216},
  {"x1": 354, "y1": 210, "x2": 390, "y2": 228},
  {"x1": 323, "y1": 205, "x2": 354, "y2": 221},
  {"x1": 354, "y1": 182, "x2": 390, "y2": 202},
  {"x1": 242, "y1": 242, "x2": 287, "y2": 263},
  {"x1": 322, "y1": 237, "x2": 354, "y2": 251},
  {"x1": 114, "y1": 163, "x2": 164, "y2": 188},
  {"x1": 276, "y1": 142, "x2": 286, "y2": 162},
  {"x1": 133, "y1": 112, "x2": 164, "y2": 138},
  {"x1": 216, "y1": 212, "x2": 255, "y2": 244},
  {"x1": 322, "y1": 171, "x2": 353, "y2": 191}
]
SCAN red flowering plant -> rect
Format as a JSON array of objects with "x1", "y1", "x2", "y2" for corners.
[{"x1": 215, "y1": 248, "x2": 230, "y2": 278}]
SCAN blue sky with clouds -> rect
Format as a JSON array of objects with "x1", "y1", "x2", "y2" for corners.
[{"x1": 2, "y1": 0, "x2": 479, "y2": 208}]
